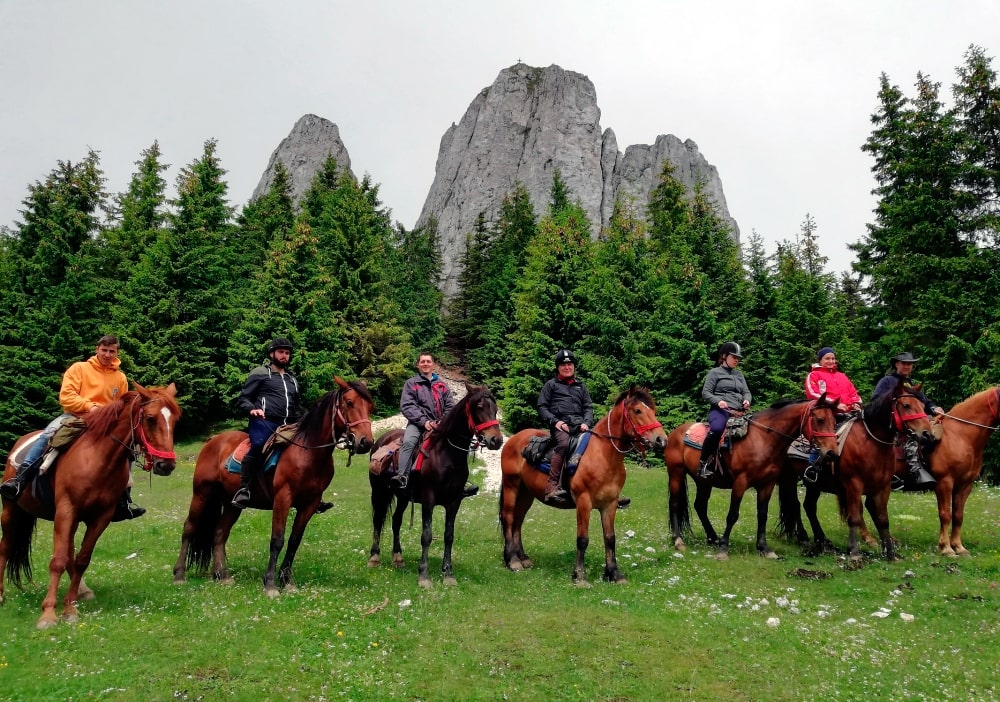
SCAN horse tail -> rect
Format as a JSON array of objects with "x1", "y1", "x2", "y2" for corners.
[
  {"x1": 4, "y1": 506, "x2": 38, "y2": 589},
  {"x1": 187, "y1": 488, "x2": 224, "y2": 574},
  {"x1": 775, "y1": 468, "x2": 800, "y2": 539}
]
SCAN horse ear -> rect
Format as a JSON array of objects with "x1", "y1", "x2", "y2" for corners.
[
  {"x1": 333, "y1": 376, "x2": 349, "y2": 389},
  {"x1": 165, "y1": 382, "x2": 177, "y2": 398}
]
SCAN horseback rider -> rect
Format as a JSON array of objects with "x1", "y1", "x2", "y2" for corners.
[
  {"x1": 805, "y1": 347, "x2": 862, "y2": 415},
  {"x1": 537, "y1": 349, "x2": 595, "y2": 503},
  {"x1": 698, "y1": 342, "x2": 752, "y2": 479},
  {"x1": 872, "y1": 351, "x2": 942, "y2": 490},
  {"x1": 231, "y1": 337, "x2": 302, "y2": 509},
  {"x1": 391, "y1": 353, "x2": 478, "y2": 497},
  {"x1": 1, "y1": 334, "x2": 146, "y2": 520}
]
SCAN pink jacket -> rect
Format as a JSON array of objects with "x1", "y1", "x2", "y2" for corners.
[{"x1": 804, "y1": 365, "x2": 862, "y2": 408}]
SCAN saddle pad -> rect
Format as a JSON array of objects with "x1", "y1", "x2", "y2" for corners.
[
  {"x1": 683, "y1": 423, "x2": 710, "y2": 449},
  {"x1": 224, "y1": 442, "x2": 281, "y2": 475},
  {"x1": 370, "y1": 437, "x2": 401, "y2": 476}
]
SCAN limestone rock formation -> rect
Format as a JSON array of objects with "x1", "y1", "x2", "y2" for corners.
[
  {"x1": 417, "y1": 63, "x2": 738, "y2": 297},
  {"x1": 252, "y1": 114, "x2": 353, "y2": 204}
]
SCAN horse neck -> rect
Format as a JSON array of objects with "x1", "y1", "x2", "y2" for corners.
[
  {"x1": 593, "y1": 404, "x2": 634, "y2": 449},
  {"x1": 945, "y1": 388, "x2": 1000, "y2": 449},
  {"x1": 82, "y1": 399, "x2": 137, "y2": 466},
  {"x1": 754, "y1": 404, "x2": 807, "y2": 447}
]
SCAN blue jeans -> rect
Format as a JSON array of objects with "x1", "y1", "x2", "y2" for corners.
[
  {"x1": 20, "y1": 413, "x2": 72, "y2": 468},
  {"x1": 247, "y1": 418, "x2": 279, "y2": 459}
]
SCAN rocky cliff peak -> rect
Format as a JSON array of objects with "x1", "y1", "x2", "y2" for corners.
[{"x1": 252, "y1": 113, "x2": 353, "y2": 203}]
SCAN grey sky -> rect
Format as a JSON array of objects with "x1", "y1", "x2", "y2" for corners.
[{"x1": 1, "y1": 1, "x2": 996, "y2": 274}]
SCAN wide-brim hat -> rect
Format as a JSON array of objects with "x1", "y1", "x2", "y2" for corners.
[{"x1": 891, "y1": 351, "x2": 919, "y2": 363}]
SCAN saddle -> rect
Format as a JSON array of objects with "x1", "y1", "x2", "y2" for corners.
[
  {"x1": 224, "y1": 438, "x2": 282, "y2": 475},
  {"x1": 682, "y1": 415, "x2": 750, "y2": 451},
  {"x1": 369, "y1": 436, "x2": 402, "y2": 476},
  {"x1": 520, "y1": 433, "x2": 591, "y2": 474}
]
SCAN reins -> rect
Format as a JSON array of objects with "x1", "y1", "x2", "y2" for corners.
[
  {"x1": 279, "y1": 388, "x2": 372, "y2": 465},
  {"x1": 587, "y1": 395, "x2": 662, "y2": 455},
  {"x1": 860, "y1": 393, "x2": 927, "y2": 446},
  {"x1": 940, "y1": 387, "x2": 1000, "y2": 430}
]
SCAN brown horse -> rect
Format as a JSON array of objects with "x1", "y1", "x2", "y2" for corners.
[
  {"x1": 367, "y1": 384, "x2": 503, "y2": 587},
  {"x1": 0, "y1": 383, "x2": 180, "y2": 629},
  {"x1": 500, "y1": 387, "x2": 667, "y2": 585},
  {"x1": 172, "y1": 377, "x2": 373, "y2": 596},
  {"x1": 666, "y1": 396, "x2": 839, "y2": 560},
  {"x1": 930, "y1": 387, "x2": 1000, "y2": 556},
  {"x1": 778, "y1": 379, "x2": 935, "y2": 561}
]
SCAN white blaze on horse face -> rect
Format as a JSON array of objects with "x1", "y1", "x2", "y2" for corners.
[{"x1": 160, "y1": 406, "x2": 174, "y2": 443}]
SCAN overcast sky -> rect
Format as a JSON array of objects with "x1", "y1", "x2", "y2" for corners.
[{"x1": 1, "y1": 1, "x2": 996, "y2": 274}]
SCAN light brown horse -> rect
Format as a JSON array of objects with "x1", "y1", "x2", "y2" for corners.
[
  {"x1": 0, "y1": 383, "x2": 180, "y2": 629},
  {"x1": 666, "y1": 396, "x2": 839, "y2": 560},
  {"x1": 172, "y1": 378, "x2": 373, "y2": 596},
  {"x1": 930, "y1": 387, "x2": 1000, "y2": 556},
  {"x1": 500, "y1": 387, "x2": 667, "y2": 585}
]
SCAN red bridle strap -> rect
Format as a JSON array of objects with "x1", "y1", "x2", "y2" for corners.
[
  {"x1": 465, "y1": 402, "x2": 499, "y2": 433},
  {"x1": 892, "y1": 395, "x2": 928, "y2": 432},
  {"x1": 135, "y1": 408, "x2": 176, "y2": 471},
  {"x1": 801, "y1": 401, "x2": 835, "y2": 441}
]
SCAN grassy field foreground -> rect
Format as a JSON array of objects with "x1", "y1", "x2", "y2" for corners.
[{"x1": 1, "y1": 439, "x2": 998, "y2": 701}]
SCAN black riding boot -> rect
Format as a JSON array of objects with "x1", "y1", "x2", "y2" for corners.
[
  {"x1": 390, "y1": 460, "x2": 412, "y2": 491},
  {"x1": 463, "y1": 481, "x2": 479, "y2": 498},
  {"x1": 903, "y1": 439, "x2": 936, "y2": 490},
  {"x1": 0, "y1": 449, "x2": 46, "y2": 500},
  {"x1": 544, "y1": 453, "x2": 568, "y2": 503},
  {"x1": 112, "y1": 487, "x2": 146, "y2": 521},
  {"x1": 697, "y1": 432, "x2": 721, "y2": 479},
  {"x1": 232, "y1": 455, "x2": 261, "y2": 509}
]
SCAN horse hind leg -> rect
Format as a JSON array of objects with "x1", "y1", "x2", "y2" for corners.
[
  {"x1": 440, "y1": 504, "x2": 459, "y2": 587},
  {"x1": 368, "y1": 479, "x2": 390, "y2": 567},
  {"x1": 390, "y1": 498, "x2": 408, "y2": 569}
]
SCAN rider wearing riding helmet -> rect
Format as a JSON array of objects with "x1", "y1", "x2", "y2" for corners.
[
  {"x1": 698, "y1": 342, "x2": 752, "y2": 479},
  {"x1": 537, "y1": 349, "x2": 595, "y2": 503},
  {"x1": 872, "y1": 351, "x2": 943, "y2": 490},
  {"x1": 232, "y1": 337, "x2": 302, "y2": 509}
]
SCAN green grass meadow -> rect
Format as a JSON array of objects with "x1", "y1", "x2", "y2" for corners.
[{"x1": 1, "y1": 439, "x2": 998, "y2": 701}]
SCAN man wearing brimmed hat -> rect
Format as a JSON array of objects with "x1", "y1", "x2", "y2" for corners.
[{"x1": 872, "y1": 351, "x2": 944, "y2": 490}]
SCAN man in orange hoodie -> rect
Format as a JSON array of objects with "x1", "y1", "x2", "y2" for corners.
[{"x1": 1, "y1": 335, "x2": 144, "y2": 519}]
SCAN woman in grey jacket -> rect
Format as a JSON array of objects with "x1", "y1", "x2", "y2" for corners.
[{"x1": 698, "y1": 342, "x2": 752, "y2": 478}]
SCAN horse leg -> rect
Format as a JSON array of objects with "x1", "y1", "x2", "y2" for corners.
[
  {"x1": 63, "y1": 517, "x2": 112, "y2": 623},
  {"x1": 600, "y1": 503, "x2": 626, "y2": 584},
  {"x1": 692, "y1": 481, "x2": 719, "y2": 547},
  {"x1": 174, "y1": 488, "x2": 210, "y2": 584},
  {"x1": 863, "y1": 491, "x2": 897, "y2": 561},
  {"x1": 277, "y1": 506, "x2": 317, "y2": 592},
  {"x1": 948, "y1": 480, "x2": 975, "y2": 556},
  {"x1": 390, "y1": 497, "x2": 408, "y2": 569},
  {"x1": 501, "y1": 478, "x2": 534, "y2": 571},
  {"x1": 802, "y1": 484, "x2": 834, "y2": 551},
  {"x1": 511, "y1": 486, "x2": 535, "y2": 569},
  {"x1": 368, "y1": 478, "x2": 389, "y2": 567},
  {"x1": 39, "y1": 514, "x2": 78, "y2": 629},
  {"x1": 213, "y1": 510, "x2": 240, "y2": 584},
  {"x1": 777, "y1": 471, "x2": 810, "y2": 545},
  {"x1": 572, "y1": 493, "x2": 594, "y2": 587},
  {"x1": 264, "y1": 497, "x2": 291, "y2": 598},
  {"x1": 77, "y1": 577, "x2": 95, "y2": 601},
  {"x1": 717, "y1": 483, "x2": 747, "y2": 561},
  {"x1": 755, "y1": 484, "x2": 778, "y2": 559},
  {"x1": 667, "y1": 461, "x2": 692, "y2": 552},
  {"x1": 417, "y1": 502, "x2": 434, "y2": 589},
  {"x1": 440, "y1": 502, "x2": 460, "y2": 586}
]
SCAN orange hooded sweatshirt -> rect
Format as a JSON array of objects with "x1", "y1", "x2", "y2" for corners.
[{"x1": 58, "y1": 355, "x2": 129, "y2": 416}]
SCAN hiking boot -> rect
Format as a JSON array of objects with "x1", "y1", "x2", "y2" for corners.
[
  {"x1": 696, "y1": 460, "x2": 713, "y2": 480},
  {"x1": 112, "y1": 493, "x2": 146, "y2": 521},
  {"x1": 617, "y1": 496, "x2": 631, "y2": 509},
  {"x1": 0, "y1": 475, "x2": 25, "y2": 500},
  {"x1": 462, "y1": 482, "x2": 479, "y2": 498},
  {"x1": 390, "y1": 473, "x2": 408, "y2": 490},
  {"x1": 317, "y1": 501, "x2": 334, "y2": 513},
  {"x1": 232, "y1": 455, "x2": 260, "y2": 510}
]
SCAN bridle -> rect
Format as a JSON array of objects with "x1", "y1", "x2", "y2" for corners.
[
  {"x1": 132, "y1": 398, "x2": 177, "y2": 472},
  {"x1": 940, "y1": 387, "x2": 1000, "y2": 431},
  {"x1": 861, "y1": 393, "x2": 928, "y2": 445},
  {"x1": 445, "y1": 396, "x2": 501, "y2": 453},
  {"x1": 744, "y1": 400, "x2": 835, "y2": 445},
  {"x1": 280, "y1": 387, "x2": 373, "y2": 465},
  {"x1": 589, "y1": 394, "x2": 663, "y2": 455}
]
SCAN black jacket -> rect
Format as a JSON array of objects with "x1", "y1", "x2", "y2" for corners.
[
  {"x1": 238, "y1": 365, "x2": 302, "y2": 424},
  {"x1": 537, "y1": 376, "x2": 595, "y2": 428}
]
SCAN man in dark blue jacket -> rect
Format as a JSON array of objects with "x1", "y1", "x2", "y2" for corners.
[
  {"x1": 232, "y1": 337, "x2": 302, "y2": 509},
  {"x1": 537, "y1": 349, "x2": 595, "y2": 503}
]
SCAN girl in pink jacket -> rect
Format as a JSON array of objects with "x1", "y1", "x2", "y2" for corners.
[{"x1": 804, "y1": 347, "x2": 862, "y2": 413}]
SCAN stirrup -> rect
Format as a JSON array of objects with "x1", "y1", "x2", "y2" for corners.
[
  {"x1": 462, "y1": 483, "x2": 479, "y2": 498},
  {"x1": 543, "y1": 486, "x2": 568, "y2": 503},
  {"x1": 802, "y1": 463, "x2": 821, "y2": 484},
  {"x1": 0, "y1": 478, "x2": 24, "y2": 500},
  {"x1": 696, "y1": 463, "x2": 713, "y2": 479},
  {"x1": 390, "y1": 473, "x2": 408, "y2": 490},
  {"x1": 231, "y1": 487, "x2": 252, "y2": 509}
]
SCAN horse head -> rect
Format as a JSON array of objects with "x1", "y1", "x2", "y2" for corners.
[
  {"x1": 866, "y1": 377, "x2": 933, "y2": 443},
  {"x1": 133, "y1": 382, "x2": 181, "y2": 476},
  {"x1": 804, "y1": 392, "x2": 839, "y2": 463},
  {"x1": 332, "y1": 376, "x2": 375, "y2": 455},
  {"x1": 614, "y1": 385, "x2": 667, "y2": 453},
  {"x1": 463, "y1": 383, "x2": 503, "y2": 450}
]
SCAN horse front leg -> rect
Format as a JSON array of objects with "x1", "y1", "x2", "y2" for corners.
[
  {"x1": 717, "y1": 482, "x2": 747, "y2": 561},
  {"x1": 390, "y1": 497, "x2": 408, "y2": 568},
  {"x1": 843, "y1": 484, "x2": 865, "y2": 561},
  {"x1": 863, "y1": 490, "x2": 897, "y2": 561},
  {"x1": 947, "y1": 481, "x2": 975, "y2": 556},
  {"x1": 755, "y1": 484, "x2": 778, "y2": 559},
  {"x1": 600, "y1": 503, "x2": 625, "y2": 584},
  {"x1": 264, "y1": 502, "x2": 290, "y2": 598},
  {"x1": 572, "y1": 494, "x2": 594, "y2": 587},
  {"x1": 63, "y1": 516, "x2": 113, "y2": 623},
  {"x1": 417, "y1": 502, "x2": 434, "y2": 589},
  {"x1": 212, "y1": 510, "x2": 240, "y2": 584},
  {"x1": 39, "y1": 515, "x2": 78, "y2": 629},
  {"x1": 277, "y1": 506, "x2": 317, "y2": 592},
  {"x1": 441, "y1": 502, "x2": 460, "y2": 586},
  {"x1": 692, "y1": 482, "x2": 719, "y2": 546},
  {"x1": 367, "y1": 479, "x2": 389, "y2": 567}
]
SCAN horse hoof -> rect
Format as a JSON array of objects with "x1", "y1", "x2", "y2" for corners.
[
  {"x1": 521, "y1": 558, "x2": 534, "y2": 569},
  {"x1": 673, "y1": 538, "x2": 687, "y2": 552},
  {"x1": 367, "y1": 556, "x2": 381, "y2": 568},
  {"x1": 37, "y1": 614, "x2": 58, "y2": 630},
  {"x1": 284, "y1": 583, "x2": 298, "y2": 593},
  {"x1": 265, "y1": 587, "x2": 280, "y2": 599},
  {"x1": 443, "y1": 576, "x2": 457, "y2": 587},
  {"x1": 219, "y1": 577, "x2": 235, "y2": 586},
  {"x1": 392, "y1": 557, "x2": 405, "y2": 569},
  {"x1": 418, "y1": 577, "x2": 433, "y2": 589},
  {"x1": 762, "y1": 550, "x2": 779, "y2": 560},
  {"x1": 62, "y1": 611, "x2": 79, "y2": 624},
  {"x1": 604, "y1": 571, "x2": 627, "y2": 584},
  {"x1": 955, "y1": 547, "x2": 971, "y2": 557},
  {"x1": 172, "y1": 576, "x2": 187, "y2": 585},
  {"x1": 715, "y1": 552, "x2": 729, "y2": 562},
  {"x1": 573, "y1": 579, "x2": 592, "y2": 589},
  {"x1": 508, "y1": 560, "x2": 524, "y2": 572}
]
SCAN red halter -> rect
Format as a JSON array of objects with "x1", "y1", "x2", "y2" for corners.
[
  {"x1": 801, "y1": 401, "x2": 836, "y2": 442},
  {"x1": 134, "y1": 404, "x2": 176, "y2": 472},
  {"x1": 892, "y1": 394, "x2": 928, "y2": 432},
  {"x1": 465, "y1": 402, "x2": 499, "y2": 434}
]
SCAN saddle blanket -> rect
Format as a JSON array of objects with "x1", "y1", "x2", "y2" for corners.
[
  {"x1": 224, "y1": 438, "x2": 281, "y2": 474},
  {"x1": 528, "y1": 432, "x2": 591, "y2": 475}
]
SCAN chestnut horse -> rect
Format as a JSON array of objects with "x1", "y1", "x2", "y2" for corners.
[
  {"x1": 500, "y1": 387, "x2": 667, "y2": 585},
  {"x1": 930, "y1": 387, "x2": 1000, "y2": 556},
  {"x1": 666, "y1": 396, "x2": 839, "y2": 560},
  {"x1": 172, "y1": 377, "x2": 373, "y2": 596},
  {"x1": 777, "y1": 379, "x2": 934, "y2": 560},
  {"x1": 0, "y1": 383, "x2": 180, "y2": 629},
  {"x1": 367, "y1": 384, "x2": 503, "y2": 587}
]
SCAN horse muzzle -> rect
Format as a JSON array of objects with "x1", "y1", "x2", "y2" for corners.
[
  {"x1": 646, "y1": 434, "x2": 667, "y2": 453},
  {"x1": 151, "y1": 459, "x2": 176, "y2": 476},
  {"x1": 351, "y1": 434, "x2": 373, "y2": 454},
  {"x1": 481, "y1": 434, "x2": 503, "y2": 451}
]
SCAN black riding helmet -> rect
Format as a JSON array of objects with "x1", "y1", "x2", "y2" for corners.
[
  {"x1": 268, "y1": 337, "x2": 293, "y2": 354},
  {"x1": 717, "y1": 341, "x2": 743, "y2": 360},
  {"x1": 554, "y1": 349, "x2": 576, "y2": 367}
]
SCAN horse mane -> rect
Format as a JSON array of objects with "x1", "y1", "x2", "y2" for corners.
[
  {"x1": 82, "y1": 392, "x2": 137, "y2": 437},
  {"x1": 611, "y1": 386, "x2": 656, "y2": 409},
  {"x1": 769, "y1": 397, "x2": 809, "y2": 410},
  {"x1": 866, "y1": 377, "x2": 903, "y2": 423},
  {"x1": 296, "y1": 389, "x2": 339, "y2": 444}
]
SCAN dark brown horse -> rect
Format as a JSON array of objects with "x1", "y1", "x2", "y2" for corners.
[
  {"x1": 173, "y1": 378, "x2": 373, "y2": 596},
  {"x1": 0, "y1": 384, "x2": 180, "y2": 629},
  {"x1": 777, "y1": 379, "x2": 935, "y2": 561},
  {"x1": 666, "y1": 396, "x2": 839, "y2": 560},
  {"x1": 500, "y1": 387, "x2": 667, "y2": 585},
  {"x1": 929, "y1": 387, "x2": 1000, "y2": 556},
  {"x1": 367, "y1": 384, "x2": 503, "y2": 587}
]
